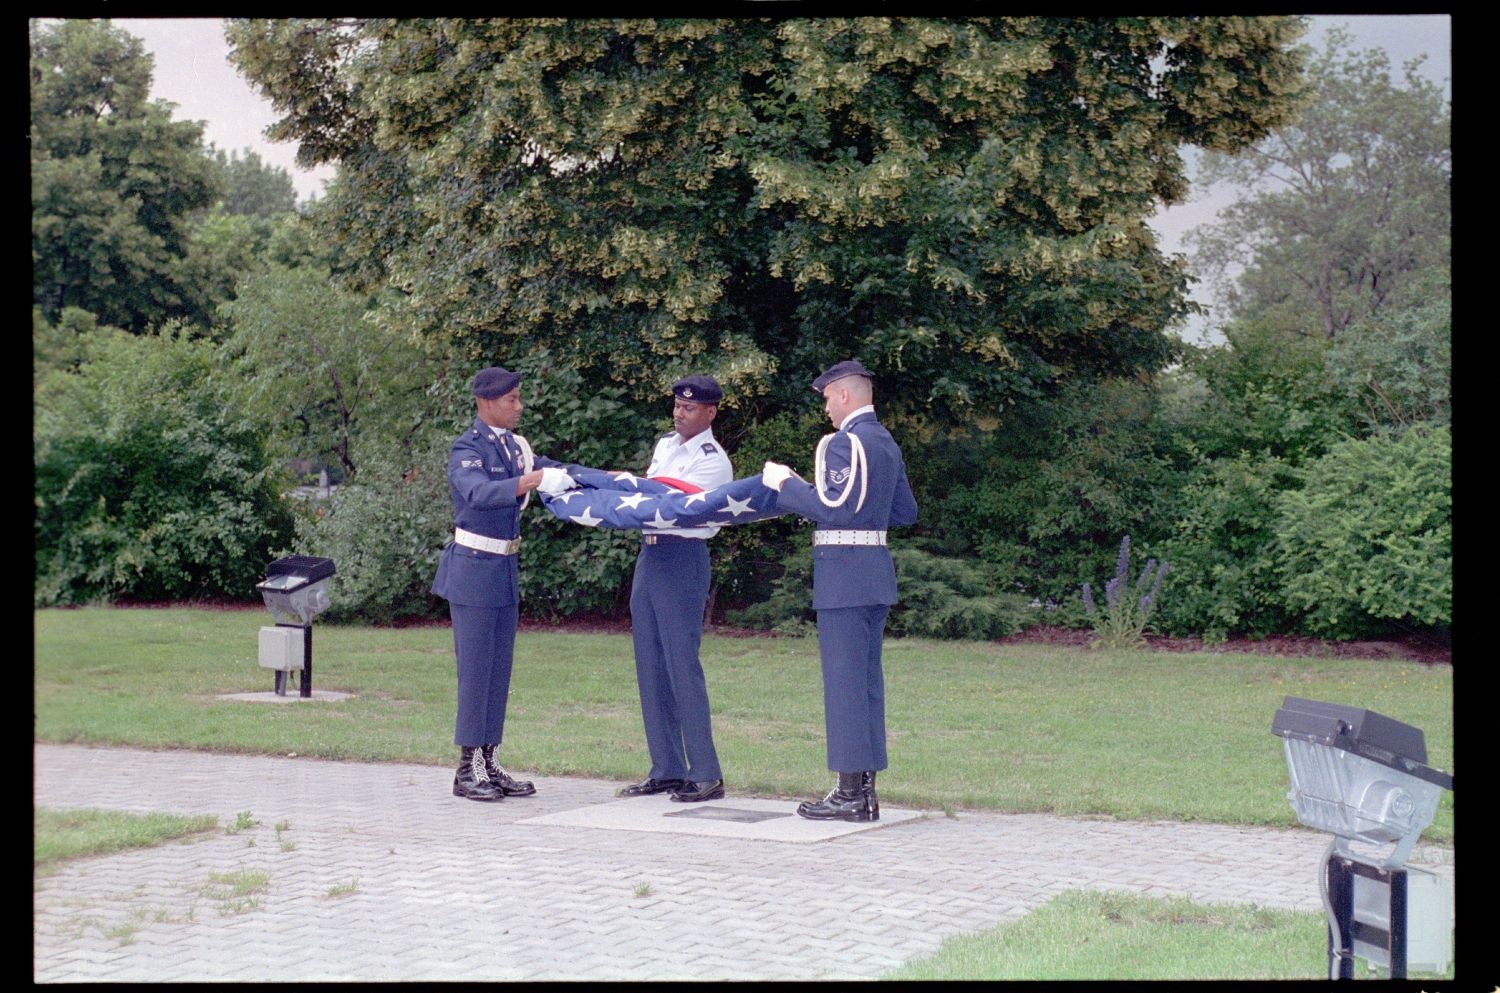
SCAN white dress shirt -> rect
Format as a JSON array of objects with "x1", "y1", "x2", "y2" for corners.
[{"x1": 644, "y1": 428, "x2": 734, "y2": 538}]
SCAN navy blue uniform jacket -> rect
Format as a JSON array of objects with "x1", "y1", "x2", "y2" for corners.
[
  {"x1": 431, "y1": 418, "x2": 561, "y2": 607},
  {"x1": 774, "y1": 411, "x2": 918, "y2": 608}
]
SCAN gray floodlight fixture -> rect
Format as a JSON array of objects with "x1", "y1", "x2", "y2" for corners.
[
  {"x1": 1272, "y1": 697, "x2": 1454, "y2": 978},
  {"x1": 254, "y1": 556, "x2": 335, "y2": 697},
  {"x1": 1271, "y1": 696, "x2": 1452, "y2": 870},
  {"x1": 256, "y1": 556, "x2": 336, "y2": 626}
]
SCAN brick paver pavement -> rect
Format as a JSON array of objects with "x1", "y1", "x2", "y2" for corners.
[{"x1": 33, "y1": 743, "x2": 1454, "y2": 982}]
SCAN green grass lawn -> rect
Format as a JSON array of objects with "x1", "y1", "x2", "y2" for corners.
[{"x1": 33, "y1": 606, "x2": 1453, "y2": 839}]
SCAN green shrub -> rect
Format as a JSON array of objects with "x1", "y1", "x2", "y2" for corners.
[
  {"x1": 1324, "y1": 270, "x2": 1451, "y2": 434},
  {"x1": 886, "y1": 547, "x2": 1033, "y2": 640},
  {"x1": 292, "y1": 445, "x2": 450, "y2": 624},
  {"x1": 1144, "y1": 324, "x2": 1363, "y2": 641},
  {"x1": 503, "y1": 351, "x2": 656, "y2": 618},
  {"x1": 914, "y1": 377, "x2": 1182, "y2": 611},
  {"x1": 1183, "y1": 318, "x2": 1359, "y2": 466},
  {"x1": 34, "y1": 325, "x2": 294, "y2": 606},
  {"x1": 1273, "y1": 425, "x2": 1451, "y2": 638},
  {"x1": 723, "y1": 544, "x2": 815, "y2": 636},
  {"x1": 728, "y1": 546, "x2": 1031, "y2": 641},
  {"x1": 1151, "y1": 452, "x2": 1298, "y2": 642},
  {"x1": 518, "y1": 516, "x2": 643, "y2": 620}
]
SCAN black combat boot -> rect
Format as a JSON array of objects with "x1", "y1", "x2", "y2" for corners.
[
  {"x1": 862, "y1": 770, "x2": 879, "y2": 821},
  {"x1": 796, "y1": 771, "x2": 877, "y2": 822},
  {"x1": 481, "y1": 744, "x2": 537, "y2": 796},
  {"x1": 453, "y1": 746, "x2": 503, "y2": 802}
]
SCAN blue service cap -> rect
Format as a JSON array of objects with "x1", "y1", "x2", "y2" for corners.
[
  {"x1": 672, "y1": 375, "x2": 723, "y2": 405},
  {"x1": 472, "y1": 366, "x2": 521, "y2": 399},
  {"x1": 811, "y1": 359, "x2": 874, "y2": 393}
]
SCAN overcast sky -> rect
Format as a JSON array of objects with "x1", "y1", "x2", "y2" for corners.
[{"x1": 106, "y1": 15, "x2": 1450, "y2": 341}]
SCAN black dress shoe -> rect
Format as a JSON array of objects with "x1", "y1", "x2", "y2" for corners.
[
  {"x1": 796, "y1": 787, "x2": 875, "y2": 821},
  {"x1": 481, "y1": 746, "x2": 537, "y2": 796},
  {"x1": 487, "y1": 767, "x2": 537, "y2": 797},
  {"x1": 454, "y1": 747, "x2": 504, "y2": 802},
  {"x1": 618, "y1": 777, "x2": 687, "y2": 797},
  {"x1": 796, "y1": 773, "x2": 877, "y2": 821},
  {"x1": 670, "y1": 779, "x2": 725, "y2": 803},
  {"x1": 452, "y1": 773, "x2": 504, "y2": 801}
]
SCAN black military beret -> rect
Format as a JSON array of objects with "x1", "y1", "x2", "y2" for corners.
[
  {"x1": 472, "y1": 366, "x2": 521, "y2": 399},
  {"x1": 672, "y1": 375, "x2": 723, "y2": 405},
  {"x1": 811, "y1": 359, "x2": 874, "y2": 392}
]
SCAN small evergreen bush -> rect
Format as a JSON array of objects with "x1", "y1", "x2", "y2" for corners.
[{"x1": 728, "y1": 546, "x2": 1030, "y2": 641}]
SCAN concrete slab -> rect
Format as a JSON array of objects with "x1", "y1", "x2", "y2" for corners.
[
  {"x1": 216, "y1": 689, "x2": 355, "y2": 703},
  {"x1": 517, "y1": 793, "x2": 925, "y2": 843}
]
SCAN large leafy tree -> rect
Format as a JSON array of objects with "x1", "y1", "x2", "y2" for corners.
[
  {"x1": 227, "y1": 17, "x2": 1306, "y2": 425},
  {"x1": 212, "y1": 146, "x2": 299, "y2": 217},
  {"x1": 1189, "y1": 27, "x2": 1451, "y2": 340},
  {"x1": 220, "y1": 263, "x2": 439, "y2": 480},
  {"x1": 182, "y1": 151, "x2": 305, "y2": 331},
  {"x1": 30, "y1": 19, "x2": 222, "y2": 332}
]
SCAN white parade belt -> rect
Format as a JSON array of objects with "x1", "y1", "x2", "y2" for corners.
[
  {"x1": 812, "y1": 530, "x2": 887, "y2": 547},
  {"x1": 454, "y1": 528, "x2": 522, "y2": 555}
]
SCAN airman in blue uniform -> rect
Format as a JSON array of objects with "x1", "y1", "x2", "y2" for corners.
[
  {"x1": 761, "y1": 360, "x2": 918, "y2": 821},
  {"x1": 617, "y1": 375, "x2": 735, "y2": 803},
  {"x1": 431, "y1": 366, "x2": 576, "y2": 802}
]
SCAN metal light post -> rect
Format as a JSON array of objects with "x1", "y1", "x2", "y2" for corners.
[
  {"x1": 255, "y1": 556, "x2": 336, "y2": 698},
  {"x1": 1271, "y1": 696, "x2": 1454, "y2": 979}
]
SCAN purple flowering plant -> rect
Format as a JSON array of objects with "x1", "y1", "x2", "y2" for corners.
[{"x1": 1080, "y1": 535, "x2": 1169, "y2": 649}]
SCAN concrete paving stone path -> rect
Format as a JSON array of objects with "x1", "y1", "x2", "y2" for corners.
[{"x1": 33, "y1": 743, "x2": 1454, "y2": 982}]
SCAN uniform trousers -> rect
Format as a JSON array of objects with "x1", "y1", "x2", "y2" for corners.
[
  {"x1": 815, "y1": 604, "x2": 891, "y2": 773},
  {"x1": 448, "y1": 600, "x2": 519, "y2": 747},
  {"x1": 630, "y1": 538, "x2": 721, "y2": 781}
]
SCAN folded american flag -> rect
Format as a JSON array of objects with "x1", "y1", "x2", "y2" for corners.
[{"x1": 539, "y1": 467, "x2": 785, "y2": 530}]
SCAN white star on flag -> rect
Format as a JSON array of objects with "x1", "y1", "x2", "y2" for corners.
[
  {"x1": 611, "y1": 471, "x2": 641, "y2": 489},
  {"x1": 644, "y1": 509, "x2": 678, "y2": 529},
  {"x1": 683, "y1": 491, "x2": 709, "y2": 506},
  {"x1": 616, "y1": 492, "x2": 652, "y2": 510},
  {"x1": 549, "y1": 491, "x2": 581, "y2": 505},
  {"x1": 722, "y1": 495, "x2": 757, "y2": 516},
  {"x1": 570, "y1": 507, "x2": 604, "y2": 527}
]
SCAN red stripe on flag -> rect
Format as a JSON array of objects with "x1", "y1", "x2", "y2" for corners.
[{"x1": 648, "y1": 476, "x2": 703, "y2": 494}]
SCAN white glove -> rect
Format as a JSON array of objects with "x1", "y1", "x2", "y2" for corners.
[
  {"x1": 761, "y1": 461, "x2": 793, "y2": 491},
  {"x1": 537, "y1": 467, "x2": 579, "y2": 495}
]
